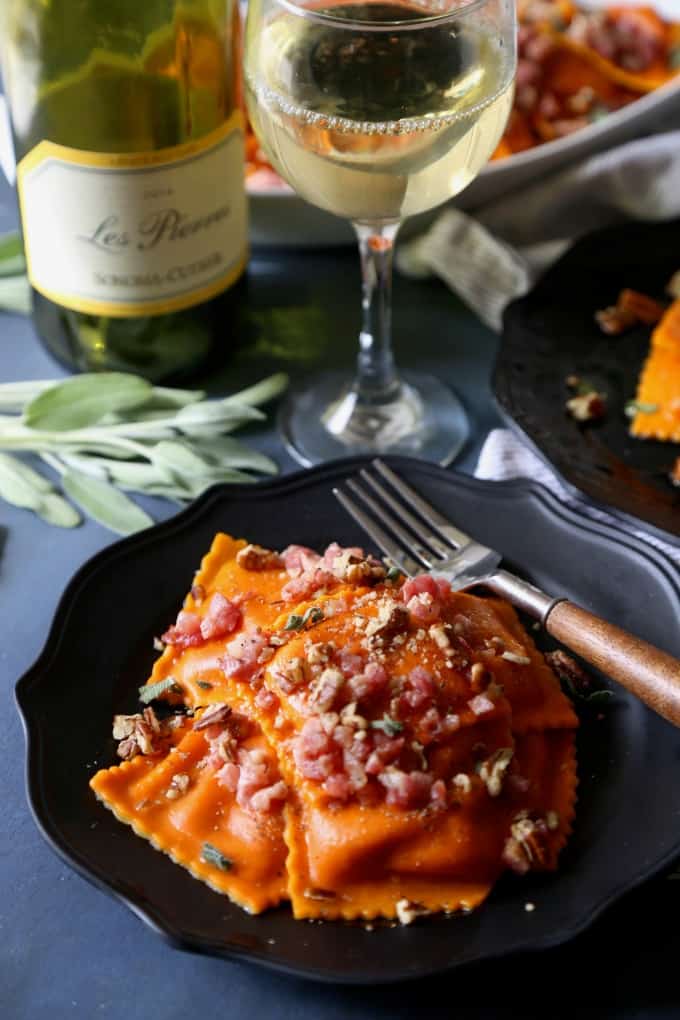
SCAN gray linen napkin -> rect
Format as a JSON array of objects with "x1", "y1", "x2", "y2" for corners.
[{"x1": 397, "y1": 113, "x2": 680, "y2": 330}]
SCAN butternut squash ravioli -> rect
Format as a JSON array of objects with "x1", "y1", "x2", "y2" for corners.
[{"x1": 90, "y1": 534, "x2": 578, "y2": 923}]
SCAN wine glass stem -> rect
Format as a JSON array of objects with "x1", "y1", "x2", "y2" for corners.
[{"x1": 353, "y1": 220, "x2": 401, "y2": 403}]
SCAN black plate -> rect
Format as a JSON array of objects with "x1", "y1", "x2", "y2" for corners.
[
  {"x1": 16, "y1": 456, "x2": 680, "y2": 983},
  {"x1": 495, "y1": 218, "x2": 680, "y2": 545}
]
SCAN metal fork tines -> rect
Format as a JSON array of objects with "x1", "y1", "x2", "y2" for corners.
[{"x1": 333, "y1": 458, "x2": 498, "y2": 582}]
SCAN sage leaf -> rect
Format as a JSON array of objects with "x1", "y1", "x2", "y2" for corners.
[
  {"x1": 62, "y1": 468, "x2": 153, "y2": 535},
  {"x1": 25, "y1": 373, "x2": 153, "y2": 431},
  {"x1": 201, "y1": 842, "x2": 233, "y2": 872},
  {"x1": 174, "y1": 400, "x2": 265, "y2": 435},
  {"x1": 143, "y1": 386, "x2": 206, "y2": 408},
  {"x1": 0, "y1": 451, "x2": 53, "y2": 493},
  {"x1": 370, "y1": 715, "x2": 404, "y2": 737},
  {"x1": 0, "y1": 452, "x2": 80, "y2": 526},
  {"x1": 224, "y1": 372, "x2": 289, "y2": 407},
  {"x1": 139, "y1": 677, "x2": 180, "y2": 704},
  {"x1": 192, "y1": 435, "x2": 278, "y2": 474},
  {"x1": 0, "y1": 232, "x2": 27, "y2": 277},
  {"x1": 36, "y1": 492, "x2": 81, "y2": 528},
  {"x1": 0, "y1": 274, "x2": 31, "y2": 315},
  {"x1": 151, "y1": 439, "x2": 215, "y2": 479},
  {"x1": 0, "y1": 452, "x2": 48, "y2": 509}
]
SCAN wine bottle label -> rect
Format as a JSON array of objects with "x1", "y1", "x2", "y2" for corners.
[{"x1": 16, "y1": 111, "x2": 247, "y2": 317}]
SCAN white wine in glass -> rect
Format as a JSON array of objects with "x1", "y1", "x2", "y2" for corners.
[{"x1": 245, "y1": 0, "x2": 516, "y2": 465}]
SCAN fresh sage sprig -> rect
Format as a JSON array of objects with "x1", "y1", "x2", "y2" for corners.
[{"x1": 0, "y1": 371, "x2": 288, "y2": 535}]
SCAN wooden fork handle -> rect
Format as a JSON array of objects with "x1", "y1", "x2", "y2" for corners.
[{"x1": 545, "y1": 600, "x2": 680, "y2": 727}]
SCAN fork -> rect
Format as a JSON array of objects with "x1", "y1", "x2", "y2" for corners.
[{"x1": 334, "y1": 459, "x2": 680, "y2": 728}]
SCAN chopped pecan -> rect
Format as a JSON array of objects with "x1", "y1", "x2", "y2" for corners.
[
  {"x1": 365, "y1": 601, "x2": 409, "y2": 643},
  {"x1": 192, "y1": 703, "x2": 232, "y2": 731},
  {"x1": 501, "y1": 650, "x2": 531, "y2": 665},
  {"x1": 236, "y1": 543, "x2": 283, "y2": 571},
  {"x1": 565, "y1": 391, "x2": 606, "y2": 423},
  {"x1": 166, "y1": 772, "x2": 190, "y2": 799},
  {"x1": 306, "y1": 640, "x2": 336, "y2": 666},
  {"x1": 595, "y1": 304, "x2": 637, "y2": 335},
  {"x1": 502, "y1": 810, "x2": 550, "y2": 873},
  {"x1": 395, "y1": 898, "x2": 430, "y2": 925},
  {"x1": 545, "y1": 650, "x2": 592, "y2": 693},
  {"x1": 479, "y1": 748, "x2": 514, "y2": 797},
  {"x1": 429, "y1": 623, "x2": 452, "y2": 651},
  {"x1": 595, "y1": 289, "x2": 665, "y2": 335},
  {"x1": 114, "y1": 707, "x2": 160, "y2": 760},
  {"x1": 272, "y1": 656, "x2": 306, "y2": 693}
]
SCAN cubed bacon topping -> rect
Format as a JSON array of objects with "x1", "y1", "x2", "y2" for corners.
[
  {"x1": 254, "y1": 687, "x2": 279, "y2": 712},
  {"x1": 378, "y1": 768, "x2": 433, "y2": 809},
  {"x1": 199, "y1": 593, "x2": 242, "y2": 641},
  {"x1": 406, "y1": 592, "x2": 441, "y2": 625},
  {"x1": 236, "y1": 543, "x2": 283, "y2": 571},
  {"x1": 365, "y1": 735, "x2": 405, "y2": 775},
  {"x1": 282, "y1": 544, "x2": 322, "y2": 576},
  {"x1": 161, "y1": 609, "x2": 203, "y2": 648},
  {"x1": 216, "y1": 761, "x2": 240, "y2": 792},
  {"x1": 401, "y1": 666, "x2": 436, "y2": 711},
  {"x1": 402, "y1": 575, "x2": 450, "y2": 625},
  {"x1": 248, "y1": 780, "x2": 288, "y2": 814},
  {"x1": 281, "y1": 567, "x2": 335, "y2": 603},
  {"x1": 347, "y1": 661, "x2": 389, "y2": 702},
  {"x1": 219, "y1": 629, "x2": 268, "y2": 681},
  {"x1": 429, "y1": 778, "x2": 448, "y2": 810},
  {"x1": 468, "y1": 693, "x2": 496, "y2": 716},
  {"x1": 322, "y1": 542, "x2": 364, "y2": 570},
  {"x1": 322, "y1": 772, "x2": 354, "y2": 801},
  {"x1": 293, "y1": 717, "x2": 340, "y2": 780},
  {"x1": 235, "y1": 746, "x2": 287, "y2": 814},
  {"x1": 338, "y1": 650, "x2": 365, "y2": 678},
  {"x1": 323, "y1": 543, "x2": 386, "y2": 585}
]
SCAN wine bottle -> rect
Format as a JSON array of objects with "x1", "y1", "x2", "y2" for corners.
[{"x1": 0, "y1": 0, "x2": 248, "y2": 380}]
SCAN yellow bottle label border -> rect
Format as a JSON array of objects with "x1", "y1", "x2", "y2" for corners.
[
  {"x1": 17, "y1": 112, "x2": 248, "y2": 317},
  {"x1": 29, "y1": 251, "x2": 248, "y2": 318},
  {"x1": 17, "y1": 110, "x2": 244, "y2": 175}
]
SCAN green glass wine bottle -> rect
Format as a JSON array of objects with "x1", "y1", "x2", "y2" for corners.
[{"x1": 0, "y1": 0, "x2": 248, "y2": 380}]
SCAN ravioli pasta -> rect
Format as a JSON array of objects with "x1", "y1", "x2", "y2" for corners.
[{"x1": 91, "y1": 535, "x2": 578, "y2": 922}]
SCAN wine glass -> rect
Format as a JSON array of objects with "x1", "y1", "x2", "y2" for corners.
[{"x1": 244, "y1": 0, "x2": 516, "y2": 465}]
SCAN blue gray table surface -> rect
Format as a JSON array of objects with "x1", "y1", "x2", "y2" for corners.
[{"x1": 2, "y1": 169, "x2": 679, "y2": 1020}]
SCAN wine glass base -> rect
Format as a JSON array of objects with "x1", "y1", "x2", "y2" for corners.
[{"x1": 279, "y1": 371, "x2": 469, "y2": 467}]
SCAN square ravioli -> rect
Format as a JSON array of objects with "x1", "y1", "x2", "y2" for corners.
[{"x1": 91, "y1": 535, "x2": 578, "y2": 922}]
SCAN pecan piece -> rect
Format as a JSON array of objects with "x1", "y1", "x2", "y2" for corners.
[
  {"x1": 113, "y1": 707, "x2": 160, "y2": 760},
  {"x1": 236, "y1": 543, "x2": 283, "y2": 571},
  {"x1": 192, "y1": 703, "x2": 232, "y2": 730},
  {"x1": 565, "y1": 390, "x2": 606, "y2": 423},
  {"x1": 365, "y1": 601, "x2": 409, "y2": 643},
  {"x1": 545, "y1": 650, "x2": 592, "y2": 693}
]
